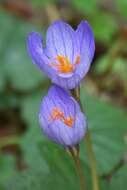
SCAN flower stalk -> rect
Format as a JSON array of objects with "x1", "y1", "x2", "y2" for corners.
[
  {"x1": 67, "y1": 146, "x2": 87, "y2": 190},
  {"x1": 71, "y1": 87, "x2": 100, "y2": 190},
  {"x1": 85, "y1": 133, "x2": 99, "y2": 190}
]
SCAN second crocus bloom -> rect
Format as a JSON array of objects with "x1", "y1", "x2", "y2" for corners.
[
  {"x1": 39, "y1": 85, "x2": 87, "y2": 146},
  {"x1": 27, "y1": 20, "x2": 95, "y2": 89}
]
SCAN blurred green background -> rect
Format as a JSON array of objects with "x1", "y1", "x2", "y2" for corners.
[{"x1": 0, "y1": 0, "x2": 127, "y2": 189}]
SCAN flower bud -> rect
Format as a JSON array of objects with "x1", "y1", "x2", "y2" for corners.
[{"x1": 39, "y1": 85, "x2": 87, "y2": 147}]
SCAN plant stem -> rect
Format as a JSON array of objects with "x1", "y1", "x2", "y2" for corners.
[
  {"x1": 69, "y1": 147, "x2": 87, "y2": 190},
  {"x1": 85, "y1": 132, "x2": 99, "y2": 190},
  {"x1": 71, "y1": 87, "x2": 100, "y2": 190}
]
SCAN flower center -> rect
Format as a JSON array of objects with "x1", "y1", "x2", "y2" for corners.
[
  {"x1": 49, "y1": 107, "x2": 74, "y2": 128},
  {"x1": 50, "y1": 55, "x2": 80, "y2": 74},
  {"x1": 63, "y1": 116, "x2": 74, "y2": 127},
  {"x1": 48, "y1": 107, "x2": 64, "y2": 121}
]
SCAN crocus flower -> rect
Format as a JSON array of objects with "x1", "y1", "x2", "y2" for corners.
[
  {"x1": 27, "y1": 20, "x2": 95, "y2": 89},
  {"x1": 39, "y1": 85, "x2": 87, "y2": 146}
]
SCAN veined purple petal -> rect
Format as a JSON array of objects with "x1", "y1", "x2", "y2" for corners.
[
  {"x1": 75, "y1": 21, "x2": 95, "y2": 78},
  {"x1": 45, "y1": 20, "x2": 78, "y2": 65},
  {"x1": 73, "y1": 113, "x2": 87, "y2": 145},
  {"x1": 76, "y1": 20, "x2": 95, "y2": 62},
  {"x1": 27, "y1": 32, "x2": 80, "y2": 89},
  {"x1": 27, "y1": 32, "x2": 56, "y2": 78},
  {"x1": 51, "y1": 74, "x2": 80, "y2": 89},
  {"x1": 45, "y1": 85, "x2": 76, "y2": 118},
  {"x1": 27, "y1": 21, "x2": 95, "y2": 89},
  {"x1": 39, "y1": 85, "x2": 87, "y2": 146}
]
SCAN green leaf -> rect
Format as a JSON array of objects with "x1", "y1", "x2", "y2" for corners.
[
  {"x1": 0, "y1": 11, "x2": 46, "y2": 91},
  {"x1": 39, "y1": 142, "x2": 76, "y2": 183},
  {"x1": 72, "y1": 0, "x2": 98, "y2": 14},
  {"x1": 109, "y1": 165, "x2": 127, "y2": 190},
  {"x1": 6, "y1": 168, "x2": 77, "y2": 190},
  {"x1": 80, "y1": 91, "x2": 127, "y2": 175},
  {"x1": 0, "y1": 155, "x2": 16, "y2": 187},
  {"x1": 0, "y1": 64, "x2": 6, "y2": 92},
  {"x1": 116, "y1": 0, "x2": 127, "y2": 18},
  {"x1": 38, "y1": 141, "x2": 91, "y2": 190},
  {"x1": 6, "y1": 141, "x2": 91, "y2": 190},
  {"x1": 112, "y1": 58, "x2": 127, "y2": 81},
  {"x1": 19, "y1": 90, "x2": 49, "y2": 169},
  {"x1": 94, "y1": 55, "x2": 110, "y2": 75},
  {"x1": 100, "y1": 165, "x2": 127, "y2": 190},
  {"x1": 90, "y1": 12, "x2": 118, "y2": 43},
  {"x1": 3, "y1": 90, "x2": 127, "y2": 189}
]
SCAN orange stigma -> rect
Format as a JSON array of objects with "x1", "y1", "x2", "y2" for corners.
[
  {"x1": 63, "y1": 116, "x2": 74, "y2": 128},
  {"x1": 50, "y1": 55, "x2": 80, "y2": 74},
  {"x1": 74, "y1": 55, "x2": 80, "y2": 65},
  {"x1": 56, "y1": 56, "x2": 74, "y2": 73},
  {"x1": 48, "y1": 107, "x2": 64, "y2": 121},
  {"x1": 49, "y1": 107, "x2": 74, "y2": 128}
]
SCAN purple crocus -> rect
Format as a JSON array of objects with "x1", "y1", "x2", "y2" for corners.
[
  {"x1": 39, "y1": 85, "x2": 87, "y2": 146},
  {"x1": 27, "y1": 20, "x2": 95, "y2": 89}
]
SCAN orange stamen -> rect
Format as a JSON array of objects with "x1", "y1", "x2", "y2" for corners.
[
  {"x1": 50, "y1": 55, "x2": 80, "y2": 74},
  {"x1": 49, "y1": 107, "x2": 74, "y2": 128},
  {"x1": 48, "y1": 107, "x2": 64, "y2": 121},
  {"x1": 56, "y1": 55, "x2": 74, "y2": 73},
  {"x1": 74, "y1": 55, "x2": 80, "y2": 65},
  {"x1": 63, "y1": 116, "x2": 74, "y2": 128}
]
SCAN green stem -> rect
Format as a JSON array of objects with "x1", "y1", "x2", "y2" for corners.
[
  {"x1": 71, "y1": 87, "x2": 100, "y2": 190},
  {"x1": 85, "y1": 132, "x2": 99, "y2": 190},
  {"x1": 69, "y1": 147, "x2": 87, "y2": 190}
]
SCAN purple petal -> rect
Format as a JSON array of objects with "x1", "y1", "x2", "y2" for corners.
[
  {"x1": 27, "y1": 32, "x2": 55, "y2": 77},
  {"x1": 76, "y1": 20, "x2": 95, "y2": 62},
  {"x1": 75, "y1": 21, "x2": 95, "y2": 78},
  {"x1": 73, "y1": 113, "x2": 87, "y2": 145},
  {"x1": 27, "y1": 21, "x2": 95, "y2": 90},
  {"x1": 39, "y1": 85, "x2": 87, "y2": 146},
  {"x1": 45, "y1": 20, "x2": 78, "y2": 64},
  {"x1": 47, "y1": 85, "x2": 77, "y2": 117},
  {"x1": 27, "y1": 32, "x2": 80, "y2": 89},
  {"x1": 51, "y1": 74, "x2": 80, "y2": 89}
]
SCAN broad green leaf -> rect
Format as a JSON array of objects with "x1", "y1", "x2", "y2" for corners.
[
  {"x1": 2, "y1": 90, "x2": 127, "y2": 189},
  {"x1": 6, "y1": 142, "x2": 91, "y2": 190},
  {"x1": 0, "y1": 11, "x2": 46, "y2": 91},
  {"x1": 19, "y1": 89, "x2": 49, "y2": 169},
  {"x1": 39, "y1": 142, "x2": 76, "y2": 183},
  {"x1": 80, "y1": 91, "x2": 127, "y2": 175},
  {"x1": 0, "y1": 155, "x2": 16, "y2": 187},
  {"x1": 6, "y1": 168, "x2": 77, "y2": 190},
  {"x1": 109, "y1": 165, "x2": 127, "y2": 190},
  {"x1": 100, "y1": 165, "x2": 127, "y2": 190}
]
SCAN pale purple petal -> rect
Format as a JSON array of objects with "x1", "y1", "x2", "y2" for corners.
[
  {"x1": 45, "y1": 20, "x2": 78, "y2": 64},
  {"x1": 73, "y1": 113, "x2": 87, "y2": 145},
  {"x1": 27, "y1": 21, "x2": 95, "y2": 90},
  {"x1": 27, "y1": 32, "x2": 55, "y2": 78},
  {"x1": 39, "y1": 85, "x2": 87, "y2": 146},
  {"x1": 75, "y1": 21, "x2": 95, "y2": 78},
  {"x1": 76, "y1": 20, "x2": 95, "y2": 62}
]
